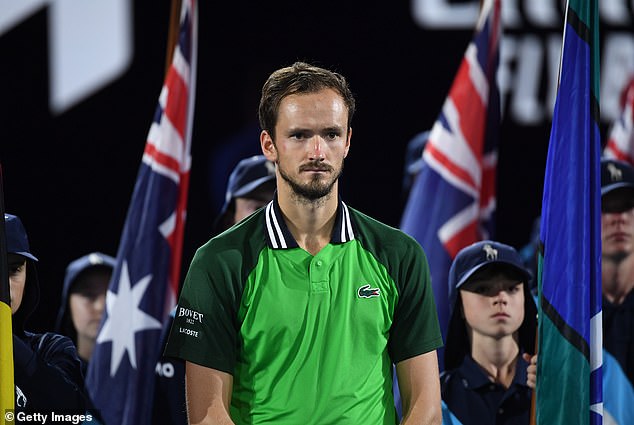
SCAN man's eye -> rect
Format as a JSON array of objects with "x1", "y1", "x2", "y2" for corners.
[
  {"x1": 326, "y1": 132, "x2": 338, "y2": 140},
  {"x1": 9, "y1": 265, "x2": 23, "y2": 275}
]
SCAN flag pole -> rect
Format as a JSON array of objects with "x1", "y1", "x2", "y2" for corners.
[
  {"x1": 529, "y1": 316, "x2": 539, "y2": 425},
  {"x1": 529, "y1": 242, "x2": 544, "y2": 425},
  {"x1": 0, "y1": 163, "x2": 15, "y2": 424},
  {"x1": 164, "y1": 0, "x2": 183, "y2": 77}
]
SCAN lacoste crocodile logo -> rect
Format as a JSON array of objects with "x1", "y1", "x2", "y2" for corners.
[{"x1": 358, "y1": 284, "x2": 380, "y2": 298}]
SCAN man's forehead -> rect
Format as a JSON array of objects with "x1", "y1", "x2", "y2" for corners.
[{"x1": 280, "y1": 90, "x2": 346, "y2": 112}]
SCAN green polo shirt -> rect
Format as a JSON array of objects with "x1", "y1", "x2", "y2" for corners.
[{"x1": 165, "y1": 198, "x2": 442, "y2": 424}]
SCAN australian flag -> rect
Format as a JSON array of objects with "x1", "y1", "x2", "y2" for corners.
[
  {"x1": 400, "y1": 0, "x2": 501, "y2": 371},
  {"x1": 86, "y1": 1, "x2": 197, "y2": 424},
  {"x1": 604, "y1": 76, "x2": 634, "y2": 164}
]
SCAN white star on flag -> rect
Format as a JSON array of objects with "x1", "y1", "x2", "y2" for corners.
[{"x1": 96, "y1": 260, "x2": 162, "y2": 376}]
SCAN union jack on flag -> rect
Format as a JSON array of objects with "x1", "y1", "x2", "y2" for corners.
[
  {"x1": 604, "y1": 77, "x2": 634, "y2": 164},
  {"x1": 400, "y1": 0, "x2": 501, "y2": 370},
  {"x1": 86, "y1": 1, "x2": 197, "y2": 424}
]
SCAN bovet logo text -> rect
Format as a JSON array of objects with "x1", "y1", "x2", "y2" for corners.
[{"x1": 179, "y1": 307, "x2": 204, "y2": 325}]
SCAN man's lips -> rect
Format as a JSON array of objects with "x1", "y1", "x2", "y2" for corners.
[
  {"x1": 300, "y1": 165, "x2": 332, "y2": 173},
  {"x1": 608, "y1": 232, "x2": 630, "y2": 241}
]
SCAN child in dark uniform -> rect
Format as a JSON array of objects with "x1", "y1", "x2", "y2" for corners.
[
  {"x1": 7, "y1": 213, "x2": 93, "y2": 416},
  {"x1": 441, "y1": 240, "x2": 537, "y2": 425}
]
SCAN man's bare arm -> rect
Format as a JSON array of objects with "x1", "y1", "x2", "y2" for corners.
[
  {"x1": 396, "y1": 351, "x2": 442, "y2": 425},
  {"x1": 186, "y1": 361, "x2": 234, "y2": 425}
]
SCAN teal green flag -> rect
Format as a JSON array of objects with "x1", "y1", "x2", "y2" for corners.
[{"x1": 536, "y1": 0, "x2": 602, "y2": 424}]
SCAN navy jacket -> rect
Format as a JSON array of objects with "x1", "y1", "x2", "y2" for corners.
[
  {"x1": 603, "y1": 291, "x2": 634, "y2": 386},
  {"x1": 441, "y1": 355, "x2": 532, "y2": 425},
  {"x1": 13, "y1": 260, "x2": 92, "y2": 416},
  {"x1": 13, "y1": 332, "x2": 88, "y2": 413}
]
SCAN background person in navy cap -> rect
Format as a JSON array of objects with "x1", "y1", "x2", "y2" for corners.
[
  {"x1": 601, "y1": 158, "x2": 634, "y2": 386},
  {"x1": 6, "y1": 213, "x2": 92, "y2": 414},
  {"x1": 400, "y1": 130, "x2": 429, "y2": 199},
  {"x1": 55, "y1": 252, "x2": 115, "y2": 371},
  {"x1": 213, "y1": 154, "x2": 276, "y2": 234},
  {"x1": 441, "y1": 240, "x2": 537, "y2": 425}
]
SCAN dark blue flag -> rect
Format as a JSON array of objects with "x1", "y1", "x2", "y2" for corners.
[{"x1": 535, "y1": 0, "x2": 602, "y2": 423}]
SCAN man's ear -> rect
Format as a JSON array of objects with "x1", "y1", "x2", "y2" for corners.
[
  {"x1": 344, "y1": 127, "x2": 352, "y2": 158},
  {"x1": 261, "y1": 130, "x2": 277, "y2": 161}
]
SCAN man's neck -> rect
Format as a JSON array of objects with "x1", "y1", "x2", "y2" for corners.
[
  {"x1": 277, "y1": 186, "x2": 339, "y2": 256},
  {"x1": 602, "y1": 253, "x2": 634, "y2": 304}
]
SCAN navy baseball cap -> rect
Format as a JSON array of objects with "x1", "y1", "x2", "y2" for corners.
[
  {"x1": 218, "y1": 155, "x2": 276, "y2": 217},
  {"x1": 226, "y1": 156, "x2": 275, "y2": 200},
  {"x1": 448, "y1": 240, "x2": 531, "y2": 296},
  {"x1": 601, "y1": 158, "x2": 634, "y2": 196},
  {"x1": 402, "y1": 130, "x2": 429, "y2": 195},
  {"x1": 55, "y1": 252, "x2": 115, "y2": 337},
  {"x1": 445, "y1": 240, "x2": 536, "y2": 370},
  {"x1": 404, "y1": 131, "x2": 430, "y2": 176},
  {"x1": 64, "y1": 252, "x2": 116, "y2": 293},
  {"x1": 5, "y1": 213, "x2": 38, "y2": 262}
]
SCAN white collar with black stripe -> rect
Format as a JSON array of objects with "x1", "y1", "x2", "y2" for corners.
[{"x1": 264, "y1": 197, "x2": 356, "y2": 249}]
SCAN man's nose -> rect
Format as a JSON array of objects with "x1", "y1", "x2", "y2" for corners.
[{"x1": 308, "y1": 135, "x2": 325, "y2": 160}]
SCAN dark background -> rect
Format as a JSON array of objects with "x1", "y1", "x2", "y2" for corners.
[{"x1": 0, "y1": 1, "x2": 627, "y2": 331}]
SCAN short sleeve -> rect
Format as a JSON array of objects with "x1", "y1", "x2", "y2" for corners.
[
  {"x1": 388, "y1": 238, "x2": 443, "y2": 363},
  {"x1": 164, "y1": 246, "x2": 243, "y2": 374}
]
